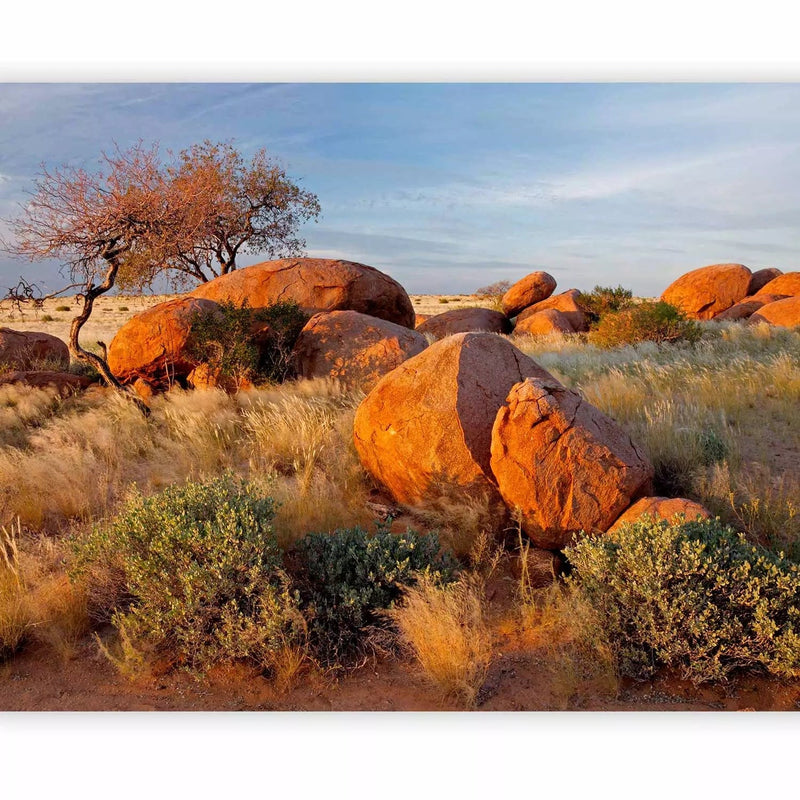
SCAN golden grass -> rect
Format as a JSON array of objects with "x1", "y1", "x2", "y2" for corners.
[{"x1": 386, "y1": 575, "x2": 493, "y2": 707}]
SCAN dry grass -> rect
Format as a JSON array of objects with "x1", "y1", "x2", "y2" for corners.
[{"x1": 386, "y1": 575, "x2": 493, "y2": 707}]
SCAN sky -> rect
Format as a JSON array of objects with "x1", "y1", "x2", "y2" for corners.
[{"x1": 1, "y1": 82, "x2": 800, "y2": 296}]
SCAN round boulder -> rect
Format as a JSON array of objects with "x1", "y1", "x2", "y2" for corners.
[
  {"x1": 661, "y1": 263, "x2": 752, "y2": 320},
  {"x1": 514, "y1": 308, "x2": 574, "y2": 336},
  {"x1": 748, "y1": 268, "x2": 783, "y2": 295},
  {"x1": 353, "y1": 332, "x2": 559, "y2": 507},
  {"x1": 108, "y1": 297, "x2": 222, "y2": 389},
  {"x1": 749, "y1": 296, "x2": 800, "y2": 327},
  {"x1": 607, "y1": 496, "x2": 710, "y2": 534},
  {"x1": 292, "y1": 310, "x2": 428, "y2": 392},
  {"x1": 0, "y1": 328, "x2": 69, "y2": 371},
  {"x1": 501, "y1": 271, "x2": 557, "y2": 317},
  {"x1": 415, "y1": 308, "x2": 512, "y2": 340},
  {"x1": 490, "y1": 377, "x2": 654, "y2": 550},
  {"x1": 0, "y1": 370, "x2": 91, "y2": 397},
  {"x1": 713, "y1": 294, "x2": 789, "y2": 322},
  {"x1": 755, "y1": 271, "x2": 800, "y2": 298},
  {"x1": 516, "y1": 289, "x2": 589, "y2": 332},
  {"x1": 191, "y1": 258, "x2": 415, "y2": 328}
]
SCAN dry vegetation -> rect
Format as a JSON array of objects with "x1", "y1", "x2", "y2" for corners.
[{"x1": 1, "y1": 300, "x2": 799, "y2": 710}]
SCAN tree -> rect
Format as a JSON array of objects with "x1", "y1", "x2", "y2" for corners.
[{"x1": 0, "y1": 140, "x2": 320, "y2": 414}]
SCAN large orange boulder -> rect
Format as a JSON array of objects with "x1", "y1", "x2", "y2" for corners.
[
  {"x1": 415, "y1": 308, "x2": 512, "y2": 340},
  {"x1": 0, "y1": 328, "x2": 69, "y2": 370},
  {"x1": 0, "y1": 370, "x2": 91, "y2": 397},
  {"x1": 501, "y1": 271, "x2": 557, "y2": 317},
  {"x1": 516, "y1": 289, "x2": 589, "y2": 332},
  {"x1": 749, "y1": 296, "x2": 800, "y2": 327},
  {"x1": 190, "y1": 258, "x2": 415, "y2": 328},
  {"x1": 490, "y1": 377, "x2": 654, "y2": 550},
  {"x1": 607, "y1": 496, "x2": 710, "y2": 534},
  {"x1": 292, "y1": 310, "x2": 428, "y2": 391},
  {"x1": 713, "y1": 294, "x2": 788, "y2": 322},
  {"x1": 353, "y1": 333, "x2": 559, "y2": 507},
  {"x1": 755, "y1": 271, "x2": 800, "y2": 298},
  {"x1": 514, "y1": 308, "x2": 574, "y2": 336},
  {"x1": 661, "y1": 263, "x2": 752, "y2": 320},
  {"x1": 108, "y1": 297, "x2": 222, "y2": 389},
  {"x1": 748, "y1": 268, "x2": 783, "y2": 295}
]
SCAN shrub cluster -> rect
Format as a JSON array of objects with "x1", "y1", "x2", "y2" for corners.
[
  {"x1": 188, "y1": 299, "x2": 308, "y2": 385},
  {"x1": 71, "y1": 475, "x2": 302, "y2": 672},
  {"x1": 565, "y1": 516, "x2": 800, "y2": 683},
  {"x1": 577, "y1": 285, "x2": 635, "y2": 323},
  {"x1": 294, "y1": 523, "x2": 458, "y2": 664},
  {"x1": 589, "y1": 300, "x2": 701, "y2": 348}
]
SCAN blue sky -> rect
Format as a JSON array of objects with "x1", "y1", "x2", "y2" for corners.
[{"x1": 1, "y1": 82, "x2": 800, "y2": 296}]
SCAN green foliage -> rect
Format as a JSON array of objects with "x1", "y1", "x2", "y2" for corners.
[
  {"x1": 55, "y1": 305, "x2": 71, "y2": 312},
  {"x1": 295, "y1": 522, "x2": 458, "y2": 664},
  {"x1": 188, "y1": 299, "x2": 308, "y2": 384},
  {"x1": 577, "y1": 285, "x2": 635, "y2": 323},
  {"x1": 566, "y1": 517, "x2": 800, "y2": 683},
  {"x1": 71, "y1": 475, "x2": 301, "y2": 671},
  {"x1": 589, "y1": 300, "x2": 701, "y2": 348}
]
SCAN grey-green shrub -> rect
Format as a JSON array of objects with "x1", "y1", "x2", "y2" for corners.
[
  {"x1": 565, "y1": 517, "x2": 800, "y2": 683},
  {"x1": 72, "y1": 475, "x2": 301, "y2": 671}
]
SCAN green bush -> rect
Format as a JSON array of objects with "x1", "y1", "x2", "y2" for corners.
[
  {"x1": 55, "y1": 305, "x2": 71, "y2": 312},
  {"x1": 565, "y1": 517, "x2": 800, "y2": 683},
  {"x1": 438, "y1": 298, "x2": 450, "y2": 304},
  {"x1": 295, "y1": 523, "x2": 458, "y2": 664},
  {"x1": 589, "y1": 300, "x2": 701, "y2": 348},
  {"x1": 188, "y1": 299, "x2": 309, "y2": 384},
  {"x1": 577, "y1": 285, "x2": 635, "y2": 323},
  {"x1": 71, "y1": 475, "x2": 302, "y2": 671}
]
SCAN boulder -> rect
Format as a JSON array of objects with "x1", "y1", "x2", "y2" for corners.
[
  {"x1": 749, "y1": 296, "x2": 800, "y2": 327},
  {"x1": 353, "y1": 332, "x2": 559, "y2": 507},
  {"x1": 713, "y1": 294, "x2": 789, "y2": 322},
  {"x1": 514, "y1": 308, "x2": 574, "y2": 336},
  {"x1": 190, "y1": 258, "x2": 415, "y2": 328},
  {"x1": 755, "y1": 271, "x2": 800, "y2": 298},
  {"x1": 748, "y1": 268, "x2": 783, "y2": 295},
  {"x1": 292, "y1": 310, "x2": 428, "y2": 392},
  {"x1": 607, "y1": 496, "x2": 711, "y2": 534},
  {"x1": 501, "y1": 272, "x2": 557, "y2": 317},
  {"x1": 414, "y1": 313, "x2": 431, "y2": 328},
  {"x1": 490, "y1": 377, "x2": 654, "y2": 550},
  {"x1": 516, "y1": 289, "x2": 589, "y2": 332},
  {"x1": 660, "y1": 263, "x2": 752, "y2": 320},
  {"x1": 107, "y1": 297, "x2": 222, "y2": 389},
  {"x1": 0, "y1": 328, "x2": 69, "y2": 371},
  {"x1": 415, "y1": 308, "x2": 512, "y2": 340},
  {"x1": 0, "y1": 370, "x2": 91, "y2": 397}
]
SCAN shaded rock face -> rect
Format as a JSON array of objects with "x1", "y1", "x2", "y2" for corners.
[
  {"x1": 516, "y1": 289, "x2": 589, "y2": 332},
  {"x1": 514, "y1": 308, "x2": 574, "y2": 336},
  {"x1": 607, "y1": 496, "x2": 711, "y2": 534},
  {"x1": 414, "y1": 313, "x2": 431, "y2": 328},
  {"x1": 660, "y1": 263, "x2": 752, "y2": 320},
  {"x1": 0, "y1": 328, "x2": 69, "y2": 371},
  {"x1": 490, "y1": 378, "x2": 654, "y2": 550},
  {"x1": 748, "y1": 268, "x2": 783, "y2": 295},
  {"x1": 713, "y1": 294, "x2": 789, "y2": 322},
  {"x1": 501, "y1": 272, "x2": 557, "y2": 317},
  {"x1": 292, "y1": 310, "x2": 428, "y2": 392},
  {"x1": 415, "y1": 308, "x2": 512, "y2": 340},
  {"x1": 190, "y1": 257, "x2": 415, "y2": 328},
  {"x1": 353, "y1": 333, "x2": 559, "y2": 508},
  {"x1": 107, "y1": 297, "x2": 222, "y2": 390},
  {"x1": 755, "y1": 271, "x2": 800, "y2": 298},
  {"x1": 0, "y1": 370, "x2": 91, "y2": 397},
  {"x1": 750, "y1": 295, "x2": 800, "y2": 327}
]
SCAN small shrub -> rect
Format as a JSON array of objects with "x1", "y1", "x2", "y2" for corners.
[
  {"x1": 294, "y1": 522, "x2": 458, "y2": 664},
  {"x1": 589, "y1": 301, "x2": 701, "y2": 348},
  {"x1": 55, "y1": 305, "x2": 71, "y2": 312},
  {"x1": 71, "y1": 475, "x2": 303, "y2": 672},
  {"x1": 577, "y1": 285, "x2": 635, "y2": 323},
  {"x1": 39, "y1": 314, "x2": 55, "y2": 322},
  {"x1": 438, "y1": 297, "x2": 450, "y2": 304},
  {"x1": 475, "y1": 280, "x2": 511, "y2": 312},
  {"x1": 566, "y1": 516, "x2": 800, "y2": 683},
  {"x1": 188, "y1": 299, "x2": 308, "y2": 385},
  {"x1": 118, "y1": 306, "x2": 129, "y2": 312}
]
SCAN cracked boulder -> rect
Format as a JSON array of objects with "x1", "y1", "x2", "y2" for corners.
[
  {"x1": 661, "y1": 263, "x2": 751, "y2": 320},
  {"x1": 353, "y1": 332, "x2": 559, "y2": 508},
  {"x1": 490, "y1": 377, "x2": 654, "y2": 549},
  {"x1": 292, "y1": 310, "x2": 428, "y2": 391},
  {"x1": 415, "y1": 307, "x2": 512, "y2": 340},
  {"x1": 190, "y1": 257, "x2": 415, "y2": 328}
]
